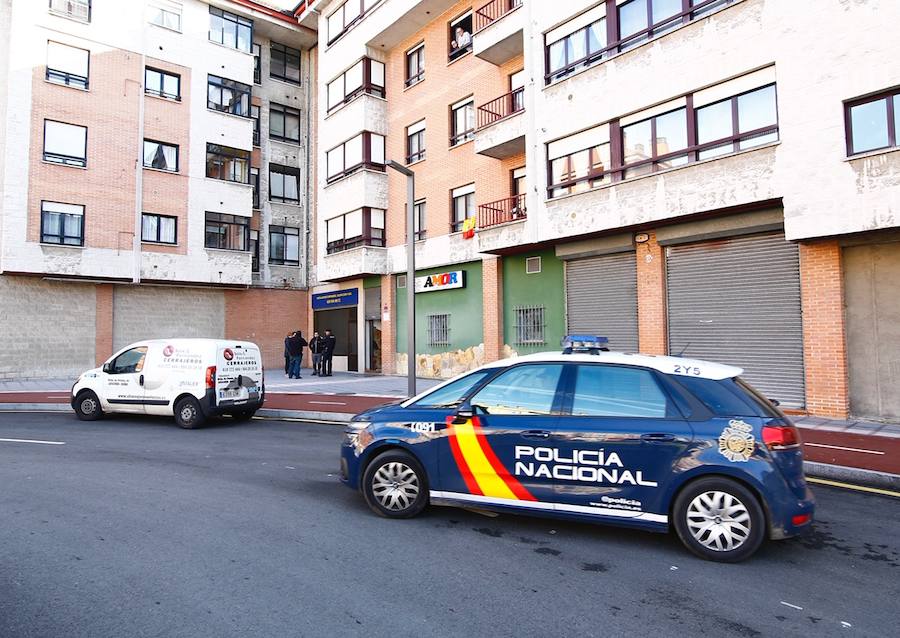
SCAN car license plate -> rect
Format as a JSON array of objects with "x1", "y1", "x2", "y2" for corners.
[{"x1": 220, "y1": 389, "x2": 242, "y2": 399}]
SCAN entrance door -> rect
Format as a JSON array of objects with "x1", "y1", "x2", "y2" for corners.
[
  {"x1": 367, "y1": 320, "x2": 382, "y2": 372},
  {"x1": 102, "y1": 345, "x2": 148, "y2": 413},
  {"x1": 314, "y1": 307, "x2": 359, "y2": 372},
  {"x1": 565, "y1": 252, "x2": 639, "y2": 352}
]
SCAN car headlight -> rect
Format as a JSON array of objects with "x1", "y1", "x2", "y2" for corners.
[{"x1": 344, "y1": 424, "x2": 373, "y2": 453}]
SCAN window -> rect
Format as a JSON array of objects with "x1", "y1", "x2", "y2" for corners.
[
  {"x1": 145, "y1": 67, "x2": 180, "y2": 100},
  {"x1": 470, "y1": 364, "x2": 565, "y2": 415},
  {"x1": 326, "y1": 0, "x2": 377, "y2": 44},
  {"x1": 846, "y1": 88, "x2": 900, "y2": 156},
  {"x1": 326, "y1": 132, "x2": 385, "y2": 182},
  {"x1": 270, "y1": 103, "x2": 301, "y2": 144},
  {"x1": 206, "y1": 144, "x2": 250, "y2": 183},
  {"x1": 251, "y1": 105, "x2": 260, "y2": 146},
  {"x1": 141, "y1": 213, "x2": 177, "y2": 244},
  {"x1": 547, "y1": 127, "x2": 610, "y2": 197},
  {"x1": 40, "y1": 201, "x2": 84, "y2": 246},
  {"x1": 547, "y1": 9, "x2": 606, "y2": 83},
  {"x1": 570, "y1": 365, "x2": 669, "y2": 417},
  {"x1": 149, "y1": 0, "x2": 181, "y2": 31},
  {"x1": 450, "y1": 98, "x2": 475, "y2": 146},
  {"x1": 397, "y1": 274, "x2": 407, "y2": 288},
  {"x1": 414, "y1": 199, "x2": 426, "y2": 240},
  {"x1": 205, "y1": 212, "x2": 249, "y2": 251},
  {"x1": 406, "y1": 43, "x2": 424, "y2": 87},
  {"x1": 269, "y1": 164, "x2": 301, "y2": 204},
  {"x1": 209, "y1": 6, "x2": 252, "y2": 53},
  {"x1": 696, "y1": 84, "x2": 778, "y2": 160},
  {"x1": 622, "y1": 106, "x2": 688, "y2": 178},
  {"x1": 451, "y1": 184, "x2": 475, "y2": 233},
  {"x1": 142, "y1": 139, "x2": 178, "y2": 172},
  {"x1": 674, "y1": 376, "x2": 778, "y2": 418},
  {"x1": 270, "y1": 42, "x2": 301, "y2": 84},
  {"x1": 426, "y1": 314, "x2": 451, "y2": 347},
  {"x1": 409, "y1": 370, "x2": 492, "y2": 408},
  {"x1": 46, "y1": 41, "x2": 89, "y2": 89},
  {"x1": 269, "y1": 226, "x2": 301, "y2": 266},
  {"x1": 448, "y1": 11, "x2": 473, "y2": 61},
  {"x1": 207, "y1": 75, "x2": 251, "y2": 117},
  {"x1": 252, "y1": 43, "x2": 261, "y2": 84},
  {"x1": 250, "y1": 168, "x2": 260, "y2": 208},
  {"x1": 514, "y1": 305, "x2": 545, "y2": 345},
  {"x1": 512, "y1": 166, "x2": 527, "y2": 196},
  {"x1": 43, "y1": 120, "x2": 87, "y2": 167},
  {"x1": 109, "y1": 347, "x2": 148, "y2": 375},
  {"x1": 49, "y1": 0, "x2": 90, "y2": 22},
  {"x1": 406, "y1": 120, "x2": 426, "y2": 163},
  {"x1": 327, "y1": 58, "x2": 385, "y2": 111},
  {"x1": 249, "y1": 229, "x2": 259, "y2": 272},
  {"x1": 326, "y1": 208, "x2": 385, "y2": 253},
  {"x1": 525, "y1": 256, "x2": 541, "y2": 274}
]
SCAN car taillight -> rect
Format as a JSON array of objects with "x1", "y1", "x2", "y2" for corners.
[
  {"x1": 792, "y1": 513, "x2": 812, "y2": 526},
  {"x1": 762, "y1": 423, "x2": 801, "y2": 450},
  {"x1": 206, "y1": 366, "x2": 216, "y2": 389}
]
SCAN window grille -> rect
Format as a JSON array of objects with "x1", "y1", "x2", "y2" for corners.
[
  {"x1": 427, "y1": 314, "x2": 450, "y2": 347},
  {"x1": 514, "y1": 305, "x2": 545, "y2": 345}
]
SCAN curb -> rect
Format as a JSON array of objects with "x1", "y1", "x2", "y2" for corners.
[
  {"x1": 256, "y1": 409, "x2": 353, "y2": 423},
  {"x1": 804, "y1": 461, "x2": 900, "y2": 491},
  {"x1": 0, "y1": 404, "x2": 69, "y2": 413}
]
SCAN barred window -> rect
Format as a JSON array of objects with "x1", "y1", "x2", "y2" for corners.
[
  {"x1": 427, "y1": 314, "x2": 450, "y2": 347},
  {"x1": 514, "y1": 305, "x2": 545, "y2": 345}
]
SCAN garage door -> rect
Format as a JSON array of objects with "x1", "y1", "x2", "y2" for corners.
[
  {"x1": 565, "y1": 252, "x2": 639, "y2": 352},
  {"x1": 666, "y1": 233, "x2": 805, "y2": 408}
]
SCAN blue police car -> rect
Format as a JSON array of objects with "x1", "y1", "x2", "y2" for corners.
[{"x1": 340, "y1": 337, "x2": 814, "y2": 562}]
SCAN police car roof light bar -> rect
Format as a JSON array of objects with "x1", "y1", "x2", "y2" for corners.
[{"x1": 561, "y1": 335, "x2": 610, "y2": 354}]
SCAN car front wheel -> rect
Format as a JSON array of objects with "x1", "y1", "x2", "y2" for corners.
[
  {"x1": 362, "y1": 450, "x2": 428, "y2": 519},
  {"x1": 74, "y1": 391, "x2": 102, "y2": 421}
]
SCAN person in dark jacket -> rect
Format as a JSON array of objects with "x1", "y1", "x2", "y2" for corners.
[
  {"x1": 309, "y1": 331, "x2": 325, "y2": 376},
  {"x1": 284, "y1": 333, "x2": 291, "y2": 375},
  {"x1": 286, "y1": 330, "x2": 308, "y2": 379},
  {"x1": 321, "y1": 329, "x2": 337, "y2": 377}
]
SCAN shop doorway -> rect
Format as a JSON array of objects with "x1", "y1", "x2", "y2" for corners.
[{"x1": 314, "y1": 308, "x2": 358, "y2": 372}]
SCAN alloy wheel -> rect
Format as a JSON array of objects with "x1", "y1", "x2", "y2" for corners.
[
  {"x1": 686, "y1": 490, "x2": 752, "y2": 552},
  {"x1": 371, "y1": 462, "x2": 420, "y2": 512}
]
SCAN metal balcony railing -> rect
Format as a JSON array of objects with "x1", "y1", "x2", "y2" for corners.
[
  {"x1": 478, "y1": 194, "x2": 526, "y2": 229},
  {"x1": 477, "y1": 87, "x2": 524, "y2": 129},
  {"x1": 473, "y1": 0, "x2": 522, "y2": 33}
]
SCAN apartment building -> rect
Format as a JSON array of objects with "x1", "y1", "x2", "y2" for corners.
[
  {"x1": 0, "y1": 0, "x2": 316, "y2": 377},
  {"x1": 309, "y1": 0, "x2": 900, "y2": 421}
]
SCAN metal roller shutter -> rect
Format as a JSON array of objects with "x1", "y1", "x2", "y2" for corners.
[
  {"x1": 666, "y1": 233, "x2": 805, "y2": 408},
  {"x1": 565, "y1": 252, "x2": 639, "y2": 352}
]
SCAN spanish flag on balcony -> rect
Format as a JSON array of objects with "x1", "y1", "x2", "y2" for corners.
[{"x1": 462, "y1": 216, "x2": 477, "y2": 240}]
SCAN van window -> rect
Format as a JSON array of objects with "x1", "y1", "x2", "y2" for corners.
[
  {"x1": 109, "y1": 347, "x2": 148, "y2": 374},
  {"x1": 571, "y1": 365, "x2": 669, "y2": 418}
]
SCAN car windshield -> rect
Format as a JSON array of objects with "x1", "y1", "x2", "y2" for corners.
[
  {"x1": 674, "y1": 376, "x2": 780, "y2": 418},
  {"x1": 408, "y1": 370, "x2": 493, "y2": 408}
]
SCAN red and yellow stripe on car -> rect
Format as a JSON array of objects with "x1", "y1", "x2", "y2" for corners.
[{"x1": 446, "y1": 416, "x2": 536, "y2": 501}]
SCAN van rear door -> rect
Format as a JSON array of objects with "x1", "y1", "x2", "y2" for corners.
[{"x1": 215, "y1": 344, "x2": 262, "y2": 408}]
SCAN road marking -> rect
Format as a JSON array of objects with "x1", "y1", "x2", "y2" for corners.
[
  {"x1": 308, "y1": 400, "x2": 348, "y2": 406},
  {"x1": 841, "y1": 621, "x2": 852, "y2": 628},
  {"x1": 805, "y1": 442, "x2": 885, "y2": 455},
  {"x1": 0, "y1": 438, "x2": 65, "y2": 445},
  {"x1": 807, "y1": 477, "x2": 900, "y2": 498},
  {"x1": 780, "y1": 601, "x2": 803, "y2": 611}
]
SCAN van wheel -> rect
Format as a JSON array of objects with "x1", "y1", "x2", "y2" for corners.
[
  {"x1": 174, "y1": 396, "x2": 205, "y2": 429},
  {"x1": 74, "y1": 391, "x2": 102, "y2": 421},
  {"x1": 232, "y1": 409, "x2": 257, "y2": 422},
  {"x1": 362, "y1": 450, "x2": 428, "y2": 519},
  {"x1": 673, "y1": 477, "x2": 765, "y2": 563}
]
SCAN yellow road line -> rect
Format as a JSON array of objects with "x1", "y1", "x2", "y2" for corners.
[{"x1": 807, "y1": 477, "x2": 900, "y2": 498}]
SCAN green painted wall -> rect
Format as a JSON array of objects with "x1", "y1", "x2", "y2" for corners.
[
  {"x1": 395, "y1": 261, "x2": 484, "y2": 354},
  {"x1": 363, "y1": 275, "x2": 381, "y2": 289},
  {"x1": 503, "y1": 249, "x2": 566, "y2": 355}
]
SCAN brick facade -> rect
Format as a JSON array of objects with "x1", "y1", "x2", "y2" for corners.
[
  {"x1": 636, "y1": 232, "x2": 667, "y2": 356},
  {"x1": 481, "y1": 255, "x2": 503, "y2": 362},
  {"x1": 380, "y1": 273, "x2": 396, "y2": 374},
  {"x1": 225, "y1": 288, "x2": 309, "y2": 372}
]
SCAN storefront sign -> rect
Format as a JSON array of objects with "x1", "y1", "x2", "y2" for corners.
[
  {"x1": 415, "y1": 271, "x2": 465, "y2": 293},
  {"x1": 312, "y1": 288, "x2": 359, "y2": 310}
]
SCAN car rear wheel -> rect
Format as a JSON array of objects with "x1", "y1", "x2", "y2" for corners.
[
  {"x1": 174, "y1": 396, "x2": 205, "y2": 429},
  {"x1": 673, "y1": 477, "x2": 765, "y2": 563},
  {"x1": 362, "y1": 450, "x2": 428, "y2": 519},
  {"x1": 74, "y1": 391, "x2": 102, "y2": 421}
]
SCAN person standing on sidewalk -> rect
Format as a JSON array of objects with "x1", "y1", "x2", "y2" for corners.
[
  {"x1": 322, "y1": 329, "x2": 337, "y2": 377},
  {"x1": 309, "y1": 331, "x2": 325, "y2": 376},
  {"x1": 286, "y1": 330, "x2": 308, "y2": 379},
  {"x1": 283, "y1": 333, "x2": 291, "y2": 376}
]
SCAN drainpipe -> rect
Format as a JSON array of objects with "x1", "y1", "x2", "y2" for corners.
[
  {"x1": 133, "y1": 0, "x2": 148, "y2": 284},
  {"x1": 303, "y1": 44, "x2": 315, "y2": 290}
]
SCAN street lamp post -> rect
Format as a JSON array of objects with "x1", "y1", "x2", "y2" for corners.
[{"x1": 387, "y1": 161, "x2": 417, "y2": 398}]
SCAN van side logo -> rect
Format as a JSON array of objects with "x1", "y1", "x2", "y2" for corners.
[
  {"x1": 163, "y1": 345, "x2": 174, "y2": 357},
  {"x1": 223, "y1": 348, "x2": 234, "y2": 361}
]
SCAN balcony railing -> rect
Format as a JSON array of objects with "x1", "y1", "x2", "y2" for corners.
[
  {"x1": 478, "y1": 194, "x2": 526, "y2": 229},
  {"x1": 477, "y1": 87, "x2": 524, "y2": 129},
  {"x1": 474, "y1": 0, "x2": 522, "y2": 33}
]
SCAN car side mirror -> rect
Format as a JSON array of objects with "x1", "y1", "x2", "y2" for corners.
[
  {"x1": 453, "y1": 403, "x2": 474, "y2": 423},
  {"x1": 102, "y1": 363, "x2": 111, "y2": 373}
]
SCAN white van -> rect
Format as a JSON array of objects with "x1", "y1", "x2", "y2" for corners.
[{"x1": 71, "y1": 339, "x2": 264, "y2": 428}]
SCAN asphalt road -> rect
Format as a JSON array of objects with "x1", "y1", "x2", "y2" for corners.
[{"x1": 0, "y1": 413, "x2": 897, "y2": 638}]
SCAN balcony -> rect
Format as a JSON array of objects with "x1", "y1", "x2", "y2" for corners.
[
  {"x1": 478, "y1": 194, "x2": 526, "y2": 229},
  {"x1": 475, "y1": 88, "x2": 525, "y2": 159},
  {"x1": 472, "y1": 0, "x2": 523, "y2": 66},
  {"x1": 319, "y1": 245, "x2": 389, "y2": 282}
]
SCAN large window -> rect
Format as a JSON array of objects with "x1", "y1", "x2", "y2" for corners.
[
  {"x1": 145, "y1": 67, "x2": 180, "y2": 100},
  {"x1": 326, "y1": 58, "x2": 385, "y2": 111},
  {"x1": 470, "y1": 364, "x2": 565, "y2": 415},
  {"x1": 406, "y1": 43, "x2": 424, "y2": 87},
  {"x1": 270, "y1": 103, "x2": 301, "y2": 144},
  {"x1": 40, "y1": 201, "x2": 84, "y2": 246},
  {"x1": 326, "y1": 132, "x2": 385, "y2": 182},
  {"x1": 206, "y1": 144, "x2": 250, "y2": 183},
  {"x1": 269, "y1": 225, "x2": 300, "y2": 266},
  {"x1": 622, "y1": 106, "x2": 688, "y2": 178},
  {"x1": 406, "y1": 120, "x2": 426, "y2": 163},
  {"x1": 250, "y1": 167, "x2": 260, "y2": 208},
  {"x1": 269, "y1": 164, "x2": 301, "y2": 204},
  {"x1": 427, "y1": 314, "x2": 451, "y2": 347},
  {"x1": 846, "y1": 88, "x2": 900, "y2": 156},
  {"x1": 448, "y1": 11, "x2": 473, "y2": 61},
  {"x1": 143, "y1": 139, "x2": 178, "y2": 172},
  {"x1": 696, "y1": 84, "x2": 778, "y2": 160},
  {"x1": 548, "y1": 127, "x2": 610, "y2": 197},
  {"x1": 326, "y1": 208, "x2": 385, "y2": 254},
  {"x1": 205, "y1": 212, "x2": 248, "y2": 251},
  {"x1": 450, "y1": 98, "x2": 475, "y2": 146},
  {"x1": 49, "y1": 0, "x2": 90, "y2": 22},
  {"x1": 414, "y1": 199, "x2": 426, "y2": 240},
  {"x1": 207, "y1": 75, "x2": 251, "y2": 117},
  {"x1": 141, "y1": 213, "x2": 177, "y2": 244},
  {"x1": 43, "y1": 120, "x2": 87, "y2": 167},
  {"x1": 46, "y1": 41, "x2": 89, "y2": 89},
  {"x1": 149, "y1": 0, "x2": 181, "y2": 31},
  {"x1": 571, "y1": 364, "x2": 669, "y2": 418},
  {"x1": 327, "y1": 0, "x2": 378, "y2": 44},
  {"x1": 209, "y1": 6, "x2": 252, "y2": 53},
  {"x1": 547, "y1": 10, "x2": 606, "y2": 83},
  {"x1": 451, "y1": 184, "x2": 475, "y2": 233},
  {"x1": 270, "y1": 42, "x2": 301, "y2": 84}
]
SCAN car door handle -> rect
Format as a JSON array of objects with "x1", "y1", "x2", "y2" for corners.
[
  {"x1": 641, "y1": 433, "x2": 675, "y2": 443},
  {"x1": 139, "y1": 375, "x2": 144, "y2": 386},
  {"x1": 521, "y1": 430, "x2": 551, "y2": 440}
]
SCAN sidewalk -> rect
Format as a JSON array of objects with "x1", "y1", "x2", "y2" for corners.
[{"x1": 1, "y1": 371, "x2": 896, "y2": 489}]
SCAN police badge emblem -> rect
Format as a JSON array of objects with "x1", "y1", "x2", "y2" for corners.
[{"x1": 718, "y1": 419, "x2": 755, "y2": 462}]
